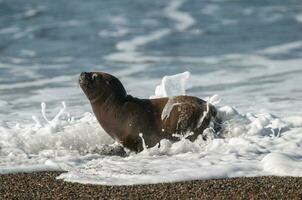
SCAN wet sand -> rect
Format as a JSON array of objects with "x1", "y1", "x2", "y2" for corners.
[{"x1": 0, "y1": 171, "x2": 301, "y2": 199}]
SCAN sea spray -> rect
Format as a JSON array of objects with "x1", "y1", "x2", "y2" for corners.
[{"x1": 0, "y1": 72, "x2": 302, "y2": 185}]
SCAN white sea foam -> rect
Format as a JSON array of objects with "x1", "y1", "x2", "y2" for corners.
[
  {"x1": 258, "y1": 40, "x2": 302, "y2": 55},
  {"x1": 20, "y1": 49, "x2": 36, "y2": 57},
  {"x1": 57, "y1": 73, "x2": 302, "y2": 185},
  {"x1": 58, "y1": 115, "x2": 302, "y2": 185},
  {"x1": 98, "y1": 15, "x2": 129, "y2": 38},
  {"x1": 98, "y1": 28, "x2": 129, "y2": 38},
  {"x1": 164, "y1": 0, "x2": 195, "y2": 31},
  {"x1": 116, "y1": 29, "x2": 170, "y2": 52},
  {"x1": 105, "y1": 51, "x2": 161, "y2": 63},
  {"x1": 296, "y1": 14, "x2": 302, "y2": 23},
  {"x1": 262, "y1": 153, "x2": 302, "y2": 176},
  {"x1": 0, "y1": 102, "x2": 113, "y2": 173},
  {"x1": 201, "y1": 4, "x2": 220, "y2": 15},
  {"x1": 23, "y1": 9, "x2": 40, "y2": 18},
  {"x1": 0, "y1": 100, "x2": 8, "y2": 107},
  {"x1": 107, "y1": 16, "x2": 128, "y2": 26},
  {"x1": 105, "y1": 29, "x2": 170, "y2": 63},
  {"x1": 0, "y1": 26, "x2": 20, "y2": 35},
  {"x1": 1, "y1": 72, "x2": 302, "y2": 185}
]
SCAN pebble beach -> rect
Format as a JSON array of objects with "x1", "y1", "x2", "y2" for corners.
[{"x1": 1, "y1": 172, "x2": 302, "y2": 200}]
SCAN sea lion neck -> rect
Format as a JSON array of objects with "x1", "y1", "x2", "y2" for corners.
[
  {"x1": 89, "y1": 82, "x2": 127, "y2": 106},
  {"x1": 90, "y1": 92, "x2": 128, "y2": 142},
  {"x1": 90, "y1": 91, "x2": 126, "y2": 107}
]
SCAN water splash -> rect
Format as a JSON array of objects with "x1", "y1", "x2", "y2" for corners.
[{"x1": 1, "y1": 72, "x2": 302, "y2": 185}]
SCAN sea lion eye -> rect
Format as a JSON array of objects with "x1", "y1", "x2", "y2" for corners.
[{"x1": 92, "y1": 73, "x2": 98, "y2": 80}]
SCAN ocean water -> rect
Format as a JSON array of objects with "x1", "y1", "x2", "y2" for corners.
[{"x1": 0, "y1": 0, "x2": 302, "y2": 185}]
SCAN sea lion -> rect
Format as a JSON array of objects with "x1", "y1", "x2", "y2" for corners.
[{"x1": 79, "y1": 72, "x2": 219, "y2": 152}]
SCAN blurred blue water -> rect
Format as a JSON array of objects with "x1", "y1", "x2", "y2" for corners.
[{"x1": 0, "y1": 0, "x2": 302, "y2": 121}]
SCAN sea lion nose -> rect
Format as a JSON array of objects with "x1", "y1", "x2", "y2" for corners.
[
  {"x1": 79, "y1": 72, "x2": 92, "y2": 85},
  {"x1": 80, "y1": 72, "x2": 91, "y2": 80},
  {"x1": 81, "y1": 72, "x2": 87, "y2": 78}
]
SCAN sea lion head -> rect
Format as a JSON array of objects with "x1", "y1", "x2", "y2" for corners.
[{"x1": 79, "y1": 72, "x2": 127, "y2": 103}]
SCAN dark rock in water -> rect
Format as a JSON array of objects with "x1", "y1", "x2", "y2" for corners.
[{"x1": 88, "y1": 144, "x2": 128, "y2": 157}]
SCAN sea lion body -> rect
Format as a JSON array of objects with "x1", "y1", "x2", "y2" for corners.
[{"x1": 80, "y1": 72, "x2": 218, "y2": 152}]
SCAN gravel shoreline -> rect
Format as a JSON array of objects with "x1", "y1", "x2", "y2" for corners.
[{"x1": 0, "y1": 171, "x2": 301, "y2": 199}]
